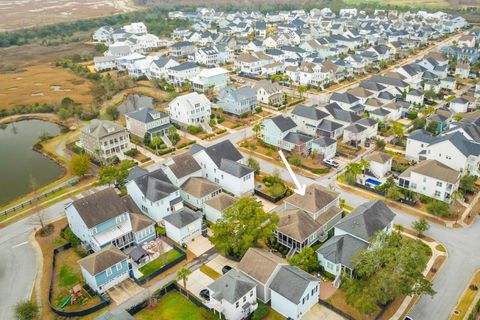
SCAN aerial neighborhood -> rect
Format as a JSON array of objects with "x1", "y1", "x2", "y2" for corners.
[{"x1": 5, "y1": 3, "x2": 480, "y2": 320}]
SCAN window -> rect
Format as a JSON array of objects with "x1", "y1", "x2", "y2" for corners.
[
  {"x1": 116, "y1": 263, "x2": 122, "y2": 271},
  {"x1": 236, "y1": 302, "x2": 239, "y2": 308},
  {"x1": 302, "y1": 297, "x2": 305, "y2": 305},
  {"x1": 436, "y1": 181, "x2": 443, "y2": 187},
  {"x1": 250, "y1": 291, "x2": 253, "y2": 297},
  {"x1": 106, "y1": 268, "x2": 112, "y2": 276},
  {"x1": 434, "y1": 191, "x2": 441, "y2": 197},
  {"x1": 243, "y1": 296, "x2": 246, "y2": 302}
]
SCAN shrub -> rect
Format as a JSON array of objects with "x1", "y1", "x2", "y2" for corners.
[
  {"x1": 288, "y1": 155, "x2": 302, "y2": 167},
  {"x1": 255, "y1": 106, "x2": 263, "y2": 113},
  {"x1": 239, "y1": 112, "x2": 249, "y2": 118},
  {"x1": 251, "y1": 302, "x2": 269, "y2": 320},
  {"x1": 187, "y1": 125, "x2": 202, "y2": 134},
  {"x1": 14, "y1": 301, "x2": 39, "y2": 320},
  {"x1": 124, "y1": 148, "x2": 139, "y2": 157},
  {"x1": 312, "y1": 167, "x2": 331, "y2": 174},
  {"x1": 269, "y1": 183, "x2": 286, "y2": 198},
  {"x1": 60, "y1": 226, "x2": 81, "y2": 246},
  {"x1": 159, "y1": 148, "x2": 175, "y2": 155},
  {"x1": 426, "y1": 200, "x2": 451, "y2": 217}
]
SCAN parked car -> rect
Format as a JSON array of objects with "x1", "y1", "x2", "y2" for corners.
[
  {"x1": 200, "y1": 289, "x2": 210, "y2": 301},
  {"x1": 222, "y1": 265, "x2": 233, "y2": 274},
  {"x1": 323, "y1": 159, "x2": 339, "y2": 168}
]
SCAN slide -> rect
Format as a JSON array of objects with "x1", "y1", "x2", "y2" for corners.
[{"x1": 60, "y1": 295, "x2": 72, "y2": 308}]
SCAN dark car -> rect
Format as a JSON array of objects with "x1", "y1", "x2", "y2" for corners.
[
  {"x1": 222, "y1": 265, "x2": 233, "y2": 274},
  {"x1": 200, "y1": 289, "x2": 210, "y2": 301}
]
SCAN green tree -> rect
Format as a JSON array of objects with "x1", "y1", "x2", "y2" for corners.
[
  {"x1": 411, "y1": 218, "x2": 430, "y2": 237},
  {"x1": 343, "y1": 231, "x2": 435, "y2": 315},
  {"x1": 453, "y1": 114, "x2": 463, "y2": 122},
  {"x1": 177, "y1": 267, "x2": 192, "y2": 297},
  {"x1": 345, "y1": 162, "x2": 362, "y2": 185},
  {"x1": 288, "y1": 247, "x2": 318, "y2": 273},
  {"x1": 424, "y1": 89, "x2": 437, "y2": 100},
  {"x1": 379, "y1": 60, "x2": 388, "y2": 69},
  {"x1": 426, "y1": 120, "x2": 439, "y2": 135},
  {"x1": 460, "y1": 174, "x2": 476, "y2": 193},
  {"x1": 389, "y1": 122, "x2": 404, "y2": 141},
  {"x1": 247, "y1": 157, "x2": 260, "y2": 175},
  {"x1": 359, "y1": 158, "x2": 370, "y2": 175},
  {"x1": 426, "y1": 200, "x2": 451, "y2": 217},
  {"x1": 375, "y1": 139, "x2": 386, "y2": 151},
  {"x1": 151, "y1": 135, "x2": 162, "y2": 152},
  {"x1": 297, "y1": 85, "x2": 307, "y2": 97},
  {"x1": 97, "y1": 161, "x2": 131, "y2": 189},
  {"x1": 105, "y1": 105, "x2": 120, "y2": 120},
  {"x1": 210, "y1": 197, "x2": 278, "y2": 258},
  {"x1": 14, "y1": 301, "x2": 39, "y2": 320},
  {"x1": 386, "y1": 185, "x2": 403, "y2": 201},
  {"x1": 252, "y1": 123, "x2": 261, "y2": 138},
  {"x1": 69, "y1": 153, "x2": 90, "y2": 177}
]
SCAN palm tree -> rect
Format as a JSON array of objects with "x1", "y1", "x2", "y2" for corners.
[
  {"x1": 390, "y1": 122, "x2": 404, "y2": 142},
  {"x1": 252, "y1": 123, "x2": 261, "y2": 139},
  {"x1": 297, "y1": 85, "x2": 307, "y2": 98},
  {"x1": 151, "y1": 135, "x2": 162, "y2": 152},
  {"x1": 450, "y1": 190, "x2": 464, "y2": 222},
  {"x1": 359, "y1": 159, "x2": 370, "y2": 175},
  {"x1": 177, "y1": 267, "x2": 192, "y2": 297}
]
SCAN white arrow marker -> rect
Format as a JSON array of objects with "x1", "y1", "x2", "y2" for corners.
[{"x1": 278, "y1": 150, "x2": 306, "y2": 196}]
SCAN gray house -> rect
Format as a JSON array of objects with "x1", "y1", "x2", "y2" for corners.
[
  {"x1": 217, "y1": 86, "x2": 257, "y2": 116},
  {"x1": 80, "y1": 120, "x2": 130, "y2": 162}
]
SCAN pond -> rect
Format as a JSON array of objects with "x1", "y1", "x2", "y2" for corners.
[
  {"x1": 0, "y1": 119, "x2": 64, "y2": 206},
  {"x1": 117, "y1": 94, "x2": 155, "y2": 115}
]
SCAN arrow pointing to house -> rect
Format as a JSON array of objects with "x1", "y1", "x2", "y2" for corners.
[{"x1": 278, "y1": 150, "x2": 306, "y2": 196}]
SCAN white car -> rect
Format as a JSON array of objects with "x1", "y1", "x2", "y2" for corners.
[{"x1": 323, "y1": 159, "x2": 339, "y2": 168}]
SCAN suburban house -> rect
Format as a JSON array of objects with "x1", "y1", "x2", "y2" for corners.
[
  {"x1": 364, "y1": 151, "x2": 392, "y2": 179},
  {"x1": 195, "y1": 46, "x2": 220, "y2": 67},
  {"x1": 316, "y1": 200, "x2": 396, "y2": 278},
  {"x1": 78, "y1": 245, "x2": 130, "y2": 294},
  {"x1": 189, "y1": 140, "x2": 255, "y2": 196},
  {"x1": 192, "y1": 67, "x2": 229, "y2": 92},
  {"x1": 235, "y1": 53, "x2": 263, "y2": 75},
  {"x1": 208, "y1": 269, "x2": 258, "y2": 320},
  {"x1": 163, "y1": 207, "x2": 203, "y2": 244},
  {"x1": 450, "y1": 97, "x2": 470, "y2": 114},
  {"x1": 65, "y1": 188, "x2": 155, "y2": 252},
  {"x1": 170, "y1": 41, "x2": 196, "y2": 58},
  {"x1": 311, "y1": 136, "x2": 337, "y2": 160},
  {"x1": 126, "y1": 169, "x2": 183, "y2": 222},
  {"x1": 261, "y1": 115, "x2": 313, "y2": 154},
  {"x1": 180, "y1": 177, "x2": 222, "y2": 209},
  {"x1": 149, "y1": 57, "x2": 179, "y2": 80},
  {"x1": 269, "y1": 265, "x2": 320, "y2": 320},
  {"x1": 162, "y1": 153, "x2": 203, "y2": 187},
  {"x1": 204, "y1": 193, "x2": 237, "y2": 222},
  {"x1": 316, "y1": 119, "x2": 344, "y2": 139},
  {"x1": 275, "y1": 184, "x2": 342, "y2": 255},
  {"x1": 290, "y1": 104, "x2": 329, "y2": 136},
  {"x1": 253, "y1": 80, "x2": 284, "y2": 105},
  {"x1": 455, "y1": 63, "x2": 470, "y2": 79},
  {"x1": 167, "y1": 62, "x2": 201, "y2": 86},
  {"x1": 217, "y1": 86, "x2": 258, "y2": 116},
  {"x1": 342, "y1": 123, "x2": 368, "y2": 146},
  {"x1": 125, "y1": 107, "x2": 170, "y2": 139},
  {"x1": 80, "y1": 120, "x2": 130, "y2": 162},
  {"x1": 398, "y1": 159, "x2": 460, "y2": 203},
  {"x1": 168, "y1": 92, "x2": 212, "y2": 130}
]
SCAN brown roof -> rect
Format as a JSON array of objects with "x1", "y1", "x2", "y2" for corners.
[
  {"x1": 426, "y1": 51, "x2": 448, "y2": 62},
  {"x1": 181, "y1": 177, "x2": 221, "y2": 198},
  {"x1": 121, "y1": 195, "x2": 155, "y2": 231},
  {"x1": 70, "y1": 188, "x2": 127, "y2": 229},
  {"x1": 347, "y1": 87, "x2": 374, "y2": 98},
  {"x1": 400, "y1": 159, "x2": 460, "y2": 183},
  {"x1": 78, "y1": 245, "x2": 128, "y2": 275},
  {"x1": 383, "y1": 102, "x2": 402, "y2": 110},
  {"x1": 459, "y1": 34, "x2": 474, "y2": 41},
  {"x1": 237, "y1": 248, "x2": 285, "y2": 284},
  {"x1": 168, "y1": 153, "x2": 202, "y2": 179},
  {"x1": 383, "y1": 71, "x2": 405, "y2": 80},
  {"x1": 365, "y1": 97, "x2": 384, "y2": 107},
  {"x1": 204, "y1": 193, "x2": 237, "y2": 212},
  {"x1": 236, "y1": 53, "x2": 259, "y2": 63},
  {"x1": 277, "y1": 209, "x2": 322, "y2": 242},
  {"x1": 321, "y1": 60, "x2": 337, "y2": 73},
  {"x1": 286, "y1": 184, "x2": 339, "y2": 214},
  {"x1": 365, "y1": 151, "x2": 392, "y2": 164}
]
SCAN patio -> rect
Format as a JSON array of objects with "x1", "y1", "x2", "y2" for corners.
[{"x1": 187, "y1": 235, "x2": 214, "y2": 257}]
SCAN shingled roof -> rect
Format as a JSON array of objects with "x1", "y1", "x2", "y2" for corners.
[
  {"x1": 286, "y1": 183, "x2": 339, "y2": 214},
  {"x1": 208, "y1": 269, "x2": 256, "y2": 304},
  {"x1": 78, "y1": 245, "x2": 128, "y2": 275}
]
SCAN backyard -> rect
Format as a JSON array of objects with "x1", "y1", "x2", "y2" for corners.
[
  {"x1": 134, "y1": 291, "x2": 216, "y2": 320},
  {"x1": 138, "y1": 249, "x2": 183, "y2": 281}
]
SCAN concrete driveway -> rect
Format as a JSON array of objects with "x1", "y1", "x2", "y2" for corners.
[
  {"x1": 303, "y1": 304, "x2": 346, "y2": 320},
  {"x1": 107, "y1": 279, "x2": 144, "y2": 305},
  {"x1": 187, "y1": 236, "x2": 213, "y2": 257},
  {"x1": 206, "y1": 254, "x2": 238, "y2": 275},
  {"x1": 182, "y1": 269, "x2": 214, "y2": 300}
]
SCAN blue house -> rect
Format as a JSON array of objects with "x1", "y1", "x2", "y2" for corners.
[
  {"x1": 65, "y1": 188, "x2": 156, "y2": 252},
  {"x1": 261, "y1": 115, "x2": 312, "y2": 155},
  {"x1": 78, "y1": 245, "x2": 130, "y2": 293},
  {"x1": 218, "y1": 85, "x2": 257, "y2": 116}
]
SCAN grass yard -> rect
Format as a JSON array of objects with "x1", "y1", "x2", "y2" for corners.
[
  {"x1": 264, "y1": 308, "x2": 286, "y2": 320},
  {"x1": 327, "y1": 289, "x2": 377, "y2": 320},
  {"x1": 138, "y1": 249, "x2": 183, "y2": 280},
  {"x1": 200, "y1": 264, "x2": 221, "y2": 280},
  {"x1": 0, "y1": 64, "x2": 94, "y2": 109},
  {"x1": 134, "y1": 291, "x2": 215, "y2": 320}
]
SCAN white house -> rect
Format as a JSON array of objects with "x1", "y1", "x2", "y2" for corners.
[
  {"x1": 235, "y1": 53, "x2": 262, "y2": 75},
  {"x1": 167, "y1": 62, "x2": 201, "y2": 86},
  {"x1": 406, "y1": 90, "x2": 424, "y2": 105},
  {"x1": 252, "y1": 80, "x2": 284, "y2": 105},
  {"x1": 180, "y1": 177, "x2": 221, "y2": 209},
  {"x1": 342, "y1": 123, "x2": 368, "y2": 146},
  {"x1": 189, "y1": 140, "x2": 255, "y2": 197},
  {"x1": 398, "y1": 159, "x2": 460, "y2": 202},
  {"x1": 450, "y1": 97, "x2": 470, "y2": 114},
  {"x1": 204, "y1": 193, "x2": 237, "y2": 223},
  {"x1": 149, "y1": 57, "x2": 179, "y2": 80},
  {"x1": 163, "y1": 208, "x2": 203, "y2": 244},
  {"x1": 364, "y1": 151, "x2": 392, "y2": 178},
  {"x1": 195, "y1": 46, "x2": 220, "y2": 67},
  {"x1": 168, "y1": 92, "x2": 211, "y2": 129},
  {"x1": 290, "y1": 104, "x2": 328, "y2": 136},
  {"x1": 208, "y1": 269, "x2": 258, "y2": 320}
]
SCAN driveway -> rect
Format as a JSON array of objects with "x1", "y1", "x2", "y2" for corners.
[
  {"x1": 182, "y1": 269, "x2": 214, "y2": 300},
  {"x1": 187, "y1": 236, "x2": 214, "y2": 257},
  {"x1": 205, "y1": 254, "x2": 238, "y2": 275},
  {"x1": 303, "y1": 304, "x2": 346, "y2": 320},
  {"x1": 107, "y1": 279, "x2": 144, "y2": 305}
]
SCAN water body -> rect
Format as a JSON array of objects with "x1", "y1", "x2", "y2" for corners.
[
  {"x1": 0, "y1": 119, "x2": 64, "y2": 206},
  {"x1": 117, "y1": 94, "x2": 154, "y2": 115}
]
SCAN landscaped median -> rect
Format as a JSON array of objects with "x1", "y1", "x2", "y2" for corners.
[{"x1": 450, "y1": 271, "x2": 480, "y2": 320}]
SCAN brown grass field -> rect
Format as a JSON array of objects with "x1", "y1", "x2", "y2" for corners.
[{"x1": 0, "y1": 64, "x2": 94, "y2": 109}]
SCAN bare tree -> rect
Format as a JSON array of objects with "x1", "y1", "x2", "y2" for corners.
[{"x1": 29, "y1": 176, "x2": 47, "y2": 233}]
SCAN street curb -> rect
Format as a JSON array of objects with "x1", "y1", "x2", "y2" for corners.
[{"x1": 28, "y1": 230, "x2": 44, "y2": 311}]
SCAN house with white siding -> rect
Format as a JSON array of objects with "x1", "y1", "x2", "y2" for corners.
[
  {"x1": 204, "y1": 193, "x2": 237, "y2": 223},
  {"x1": 163, "y1": 208, "x2": 203, "y2": 244},
  {"x1": 168, "y1": 92, "x2": 212, "y2": 129}
]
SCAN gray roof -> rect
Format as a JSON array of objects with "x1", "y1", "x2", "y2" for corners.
[
  {"x1": 283, "y1": 132, "x2": 313, "y2": 145},
  {"x1": 269, "y1": 265, "x2": 319, "y2": 304},
  {"x1": 270, "y1": 115, "x2": 297, "y2": 132},
  {"x1": 291, "y1": 105, "x2": 328, "y2": 121},
  {"x1": 429, "y1": 132, "x2": 480, "y2": 157},
  {"x1": 370, "y1": 108, "x2": 391, "y2": 116},
  {"x1": 359, "y1": 80, "x2": 386, "y2": 92},
  {"x1": 356, "y1": 117, "x2": 377, "y2": 127},
  {"x1": 171, "y1": 41, "x2": 194, "y2": 48},
  {"x1": 126, "y1": 107, "x2": 168, "y2": 124},
  {"x1": 95, "y1": 310, "x2": 134, "y2": 320},
  {"x1": 316, "y1": 234, "x2": 369, "y2": 269},
  {"x1": 81, "y1": 120, "x2": 126, "y2": 139},
  {"x1": 131, "y1": 169, "x2": 179, "y2": 202},
  {"x1": 167, "y1": 153, "x2": 202, "y2": 179},
  {"x1": 312, "y1": 136, "x2": 336, "y2": 147},
  {"x1": 163, "y1": 207, "x2": 202, "y2": 229},
  {"x1": 152, "y1": 57, "x2": 175, "y2": 68},
  {"x1": 126, "y1": 166, "x2": 148, "y2": 182},
  {"x1": 323, "y1": 103, "x2": 361, "y2": 123},
  {"x1": 78, "y1": 245, "x2": 128, "y2": 275},
  {"x1": 190, "y1": 140, "x2": 243, "y2": 167},
  {"x1": 70, "y1": 188, "x2": 127, "y2": 229},
  {"x1": 220, "y1": 158, "x2": 254, "y2": 178},
  {"x1": 169, "y1": 62, "x2": 198, "y2": 71},
  {"x1": 208, "y1": 269, "x2": 256, "y2": 304},
  {"x1": 317, "y1": 119, "x2": 343, "y2": 132},
  {"x1": 335, "y1": 200, "x2": 396, "y2": 242},
  {"x1": 409, "y1": 129, "x2": 436, "y2": 143},
  {"x1": 331, "y1": 92, "x2": 359, "y2": 104},
  {"x1": 370, "y1": 75, "x2": 409, "y2": 88},
  {"x1": 219, "y1": 86, "x2": 256, "y2": 102},
  {"x1": 344, "y1": 123, "x2": 367, "y2": 133}
]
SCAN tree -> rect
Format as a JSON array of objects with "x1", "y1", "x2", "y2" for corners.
[
  {"x1": 297, "y1": 85, "x2": 307, "y2": 97},
  {"x1": 252, "y1": 123, "x2": 261, "y2": 138},
  {"x1": 343, "y1": 231, "x2": 435, "y2": 315},
  {"x1": 97, "y1": 161, "x2": 131, "y2": 189},
  {"x1": 424, "y1": 89, "x2": 437, "y2": 101},
  {"x1": 69, "y1": 153, "x2": 90, "y2": 177},
  {"x1": 460, "y1": 174, "x2": 476, "y2": 193},
  {"x1": 375, "y1": 139, "x2": 386, "y2": 151},
  {"x1": 359, "y1": 158, "x2": 370, "y2": 175},
  {"x1": 247, "y1": 157, "x2": 260, "y2": 175},
  {"x1": 210, "y1": 197, "x2": 278, "y2": 258},
  {"x1": 14, "y1": 301, "x2": 39, "y2": 320},
  {"x1": 151, "y1": 135, "x2": 162, "y2": 152},
  {"x1": 453, "y1": 114, "x2": 463, "y2": 122},
  {"x1": 379, "y1": 60, "x2": 388, "y2": 69},
  {"x1": 177, "y1": 267, "x2": 192, "y2": 297},
  {"x1": 426, "y1": 200, "x2": 451, "y2": 217},
  {"x1": 105, "y1": 105, "x2": 120, "y2": 120},
  {"x1": 390, "y1": 122, "x2": 404, "y2": 141},
  {"x1": 345, "y1": 162, "x2": 362, "y2": 185},
  {"x1": 411, "y1": 218, "x2": 430, "y2": 237},
  {"x1": 288, "y1": 247, "x2": 318, "y2": 273},
  {"x1": 426, "y1": 120, "x2": 439, "y2": 135}
]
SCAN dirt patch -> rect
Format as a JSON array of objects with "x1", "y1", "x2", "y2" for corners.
[{"x1": 0, "y1": 64, "x2": 93, "y2": 109}]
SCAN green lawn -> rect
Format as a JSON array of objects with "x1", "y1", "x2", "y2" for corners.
[
  {"x1": 138, "y1": 249, "x2": 183, "y2": 280},
  {"x1": 200, "y1": 264, "x2": 221, "y2": 280},
  {"x1": 59, "y1": 265, "x2": 80, "y2": 288},
  {"x1": 134, "y1": 291, "x2": 215, "y2": 320}
]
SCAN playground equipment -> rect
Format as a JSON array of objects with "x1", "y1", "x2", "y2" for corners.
[{"x1": 60, "y1": 284, "x2": 84, "y2": 308}]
